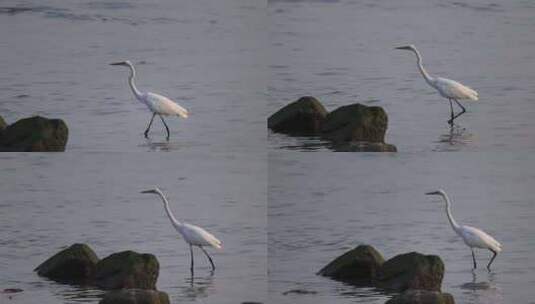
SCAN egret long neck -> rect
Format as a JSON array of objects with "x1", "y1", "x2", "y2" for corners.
[
  {"x1": 126, "y1": 63, "x2": 142, "y2": 99},
  {"x1": 441, "y1": 193, "x2": 460, "y2": 233},
  {"x1": 412, "y1": 48, "x2": 434, "y2": 86},
  {"x1": 155, "y1": 191, "x2": 182, "y2": 228}
]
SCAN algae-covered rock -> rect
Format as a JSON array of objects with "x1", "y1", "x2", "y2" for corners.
[
  {"x1": 268, "y1": 96, "x2": 328, "y2": 135},
  {"x1": 99, "y1": 289, "x2": 170, "y2": 304},
  {"x1": 321, "y1": 103, "x2": 388, "y2": 143},
  {"x1": 35, "y1": 243, "x2": 99, "y2": 284},
  {"x1": 95, "y1": 251, "x2": 159, "y2": 290},
  {"x1": 317, "y1": 245, "x2": 385, "y2": 284},
  {"x1": 0, "y1": 116, "x2": 68, "y2": 151},
  {"x1": 375, "y1": 252, "x2": 444, "y2": 292}
]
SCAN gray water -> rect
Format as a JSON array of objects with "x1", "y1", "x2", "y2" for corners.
[
  {"x1": 0, "y1": 0, "x2": 266, "y2": 153},
  {"x1": 2, "y1": 1, "x2": 535, "y2": 304},
  {"x1": 0, "y1": 152, "x2": 267, "y2": 304},
  {"x1": 268, "y1": 0, "x2": 535, "y2": 152},
  {"x1": 268, "y1": 152, "x2": 535, "y2": 303}
]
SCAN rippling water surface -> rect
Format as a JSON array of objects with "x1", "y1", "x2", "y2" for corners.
[
  {"x1": 269, "y1": 152, "x2": 535, "y2": 303},
  {"x1": 0, "y1": 0, "x2": 266, "y2": 152},
  {"x1": 0, "y1": 152, "x2": 266, "y2": 304},
  {"x1": 268, "y1": 0, "x2": 535, "y2": 152}
]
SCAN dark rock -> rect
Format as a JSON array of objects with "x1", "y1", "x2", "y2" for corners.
[
  {"x1": 385, "y1": 290, "x2": 455, "y2": 304},
  {"x1": 282, "y1": 289, "x2": 318, "y2": 295},
  {"x1": 2, "y1": 288, "x2": 23, "y2": 294},
  {"x1": 331, "y1": 141, "x2": 397, "y2": 152},
  {"x1": 321, "y1": 103, "x2": 388, "y2": 143},
  {"x1": 0, "y1": 115, "x2": 7, "y2": 131},
  {"x1": 375, "y1": 252, "x2": 444, "y2": 292},
  {"x1": 0, "y1": 116, "x2": 68, "y2": 151},
  {"x1": 34, "y1": 243, "x2": 99, "y2": 284},
  {"x1": 95, "y1": 251, "x2": 159, "y2": 290},
  {"x1": 317, "y1": 245, "x2": 385, "y2": 284},
  {"x1": 99, "y1": 289, "x2": 169, "y2": 304},
  {"x1": 268, "y1": 96, "x2": 328, "y2": 135}
]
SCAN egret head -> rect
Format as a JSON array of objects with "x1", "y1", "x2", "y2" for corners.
[
  {"x1": 109, "y1": 60, "x2": 132, "y2": 67},
  {"x1": 425, "y1": 189, "x2": 446, "y2": 197},
  {"x1": 395, "y1": 44, "x2": 416, "y2": 51},
  {"x1": 141, "y1": 187, "x2": 161, "y2": 195}
]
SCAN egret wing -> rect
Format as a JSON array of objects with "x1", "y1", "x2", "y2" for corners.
[
  {"x1": 180, "y1": 223, "x2": 222, "y2": 249},
  {"x1": 461, "y1": 225, "x2": 501, "y2": 252},
  {"x1": 435, "y1": 78, "x2": 479, "y2": 101},
  {"x1": 144, "y1": 92, "x2": 189, "y2": 118}
]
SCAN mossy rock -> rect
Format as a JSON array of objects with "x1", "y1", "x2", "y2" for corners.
[
  {"x1": 95, "y1": 251, "x2": 159, "y2": 290},
  {"x1": 34, "y1": 243, "x2": 99, "y2": 284},
  {"x1": 386, "y1": 289, "x2": 455, "y2": 304},
  {"x1": 0, "y1": 116, "x2": 68, "y2": 151},
  {"x1": 317, "y1": 245, "x2": 385, "y2": 284},
  {"x1": 268, "y1": 96, "x2": 328, "y2": 135},
  {"x1": 321, "y1": 103, "x2": 388, "y2": 143},
  {"x1": 375, "y1": 252, "x2": 444, "y2": 292},
  {"x1": 99, "y1": 289, "x2": 170, "y2": 304}
]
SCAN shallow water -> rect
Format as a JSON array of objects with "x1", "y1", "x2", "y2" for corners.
[
  {"x1": 268, "y1": 152, "x2": 535, "y2": 303},
  {"x1": 0, "y1": 0, "x2": 266, "y2": 153},
  {"x1": 0, "y1": 152, "x2": 267, "y2": 304},
  {"x1": 268, "y1": 0, "x2": 535, "y2": 152}
]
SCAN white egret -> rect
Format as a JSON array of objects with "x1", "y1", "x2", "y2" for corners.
[
  {"x1": 141, "y1": 188, "x2": 222, "y2": 274},
  {"x1": 426, "y1": 189, "x2": 502, "y2": 271},
  {"x1": 395, "y1": 45, "x2": 479, "y2": 125},
  {"x1": 110, "y1": 61, "x2": 189, "y2": 140}
]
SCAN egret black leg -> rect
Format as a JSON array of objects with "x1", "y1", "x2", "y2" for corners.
[
  {"x1": 144, "y1": 113, "x2": 156, "y2": 138},
  {"x1": 158, "y1": 114, "x2": 170, "y2": 140},
  {"x1": 448, "y1": 99, "x2": 454, "y2": 125},
  {"x1": 451, "y1": 99, "x2": 466, "y2": 122},
  {"x1": 200, "y1": 246, "x2": 216, "y2": 271},
  {"x1": 190, "y1": 244, "x2": 194, "y2": 276},
  {"x1": 471, "y1": 249, "x2": 477, "y2": 269},
  {"x1": 487, "y1": 249, "x2": 497, "y2": 271}
]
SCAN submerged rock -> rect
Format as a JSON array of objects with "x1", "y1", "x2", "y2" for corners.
[
  {"x1": 317, "y1": 245, "x2": 385, "y2": 284},
  {"x1": 282, "y1": 289, "x2": 318, "y2": 295},
  {"x1": 330, "y1": 141, "x2": 397, "y2": 152},
  {"x1": 2, "y1": 288, "x2": 23, "y2": 294},
  {"x1": 95, "y1": 251, "x2": 159, "y2": 290},
  {"x1": 375, "y1": 252, "x2": 444, "y2": 292},
  {"x1": 34, "y1": 243, "x2": 99, "y2": 284},
  {"x1": 268, "y1": 96, "x2": 328, "y2": 135},
  {"x1": 99, "y1": 289, "x2": 170, "y2": 304},
  {"x1": 320, "y1": 103, "x2": 388, "y2": 143},
  {"x1": 385, "y1": 289, "x2": 455, "y2": 304},
  {"x1": 0, "y1": 116, "x2": 68, "y2": 151}
]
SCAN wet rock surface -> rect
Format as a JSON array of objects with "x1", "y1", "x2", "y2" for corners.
[
  {"x1": 318, "y1": 245, "x2": 385, "y2": 284},
  {"x1": 0, "y1": 116, "x2": 68, "y2": 151},
  {"x1": 34, "y1": 243, "x2": 99, "y2": 284},
  {"x1": 375, "y1": 252, "x2": 444, "y2": 292},
  {"x1": 268, "y1": 96, "x2": 328, "y2": 135},
  {"x1": 269, "y1": 97, "x2": 396, "y2": 151},
  {"x1": 94, "y1": 251, "x2": 159, "y2": 290},
  {"x1": 320, "y1": 103, "x2": 388, "y2": 143}
]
